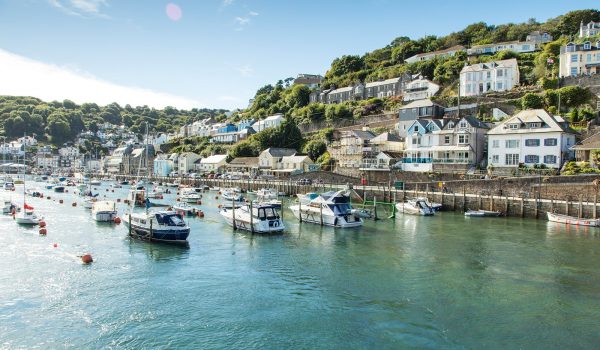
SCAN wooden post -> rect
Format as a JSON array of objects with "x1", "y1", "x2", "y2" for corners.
[
  {"x1": 149, "y1": 217, "x2": 153, "y2": 241},
  {"x1": 128, "y1": 213, "x2": 132, "y2": 236},
  {"x1": 520, "y1": 197, "x2": 525, "y2": 218},
  {"x1": 249, "y1": 201, "x2": 254, "y2": 233},
  {"x1": 579, "y1": 195, "x2": 583, "y2": 218},
  {"x1": 462, "y1": 188, "x2": 466, "y2": 212},
  {"x1": 298, "y1": 200, "x2": 302, "y2": 223},
  {"x1": 566, "y1": 198, "x2": 569, "y2": 216},
  {"x1": 453, "y1": 192, "x2": 456, "y2": 211},
  {"x1": 505, "y1": 195, "x2": 509, "y2": 215},
  {"x1": 535, "y1": 196, "x2": 539, "y2": 219},
  {"x1": 595, "y1": 193, "x2": 598, "y2": 219},
  {"x1": 550, "y1": 199, "x2": 554, "y2": 213},
  {"x1": 490, "y1": 195, "x2": 494, "y2": 211},
  {"x1": 232, "y1": 198, "x2": 237, "y2": 230},
  {"x1": 319, "y1": 202, "x2": 323, "y2": 226},
  {"x1": 478, "y1": 193, "x2": 482, "y2": 210},
  {"x1": 373, "y1": 195, "x2": 378, "y2": 221}
]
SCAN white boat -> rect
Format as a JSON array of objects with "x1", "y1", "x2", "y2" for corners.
[
  {"x1": 465, "y1": 210, "x2": 502, "y2": 217},
  {"x1": 172, "y1": 202, "x2": 198, "y2": 216},
  {"x1": 2, "y1": 199, "x2": 19, "y2": 214},
  {"x1": 220, "y1": 203, "x2": 285, "y2": 233},
  {"x1": 416, "y1": 197, "x2": 442, "y2": 211},
  {"x1": 127, "y1": 182, "x2": 147, "y2": 207},
  {"x1": 222, "y1": 190, "x2": 243, "y2": 202},
  {"x1": 253, "y1": 198, "x2": 282, "y2": 209},
  {"x1": 83, "y1": 197, "x2": 96, "y2": 209},
  {"x1": 91, "y1": 200, "x2": 118, "y2": 222},
  {"x1": 256, "y1": 188, "x2": 278, "y2": 200},
  {"x1": 15, "y1": 209, "x2": 41, "y2": 225},
  {"x1": 90, "y1": 179, "x2": 102, "y2": 186},
  {"x1": 395, "y1": 199, "x2": 435, "y2": 216},
  {"x1": 123, "y1": 210, "x2": 190, "y2": 244},
  {"x1": 289, "y1": 190, "x2": 363, "y2": 228},
  {"x1": 3, "y1": 182, "x2": 15, "y2": 191},
  {"x1": 179, "y1": 188, "x2": 201, "y2": 203},
  {"x1": 546, "y1": 212, "x2": 600, "y2": 227}
]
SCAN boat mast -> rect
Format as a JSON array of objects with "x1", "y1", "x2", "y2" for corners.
[
  {"x1": 145, "y1": 122, "x2": 149, "y2": 215},
  {"x1": 22, "y1": 133, "x2": 26, "y2": 210}
]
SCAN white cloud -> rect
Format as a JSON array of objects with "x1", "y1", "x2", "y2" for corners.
[
  {"x1": 234, "y1": 11, "x2": 258, "y2": 30},
  {"x1": 235, "y1": 65, "x2": 253, "y2": 77},
  {"x1": 48, "y1": 0, "x2": 109, "y2": 17},
  {"x1": 0, "y1": 49, "x2": 203, "y2": 109}
]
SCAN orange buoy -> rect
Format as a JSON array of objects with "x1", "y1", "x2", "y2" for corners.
[
  {"x1": 39, "y1": 228, "x2": 47, "y2": 235},
  {"x1": 72, "y1": 202, "x2": 77, "y2": 207},
  {"x1": 81, "y1": 254, "x2": 93, "y2": 264},
  {"x1": 113, "y1": 217, "x2": 122, "y2": 224},
  {"x1": 218, "y1": 191, "x2": 222, "y2": 195},
  {"x1": 39, "y1": 221, "x2": 46, "y2": 227}
]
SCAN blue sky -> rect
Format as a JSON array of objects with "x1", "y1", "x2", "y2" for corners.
[{"x1": 0, "y1": 0, "x2": 597, "y2": 110}]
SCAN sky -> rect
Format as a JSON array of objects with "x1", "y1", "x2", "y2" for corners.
[{"x1": 0, "y1": 0, "x2": 597, "y2": 110}]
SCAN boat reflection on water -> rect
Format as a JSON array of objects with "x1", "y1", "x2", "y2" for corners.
[{"x1": 127, "y1": 239, "x2": 190, "y2": 262}]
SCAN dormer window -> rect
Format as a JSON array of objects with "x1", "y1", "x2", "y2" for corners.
[
  {"x1": 584, "y1": 41, "x2": 591, "y2": 50},
  {"x1": 508, "y1": 124, "x2": 519, "y2": 129},
  {"x1": 529, "y1": 122, "x2": 541, "y2": 128},
  {"x1": 566, "y1": 43, "x2": 575, "y2": 52},
  {"x1": 459, "y1": 121, "x2": 467, "y2": 128}
]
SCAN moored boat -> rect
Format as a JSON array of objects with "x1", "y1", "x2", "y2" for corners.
[
  {"x1": 123, "y1": 210, "x2": 190, "y2": 245},
  {"x1": 395, "y1": 199, "x2": 435, "y2": 216},
  {"x1": 289, "y1": 190, "x2": 363, "y2": 228},
  {"x1": 53, "y1": 185, "x2": 65, "y2": 193},
  {"x1": 172, "y1": 202, "x2": 199, "y2": 216},
  {"x1": 91, "y1": 200, "x2": 118, "y2": 222},
  {"x1": 546, "y1": 212, "x2": 600, "y2": 227},
  {"x1": 220, "y1": 203, "x2": 285, "y2": 233},
  {"x1": 15, "y1": 209, "x2": 41, "y2": 225},
  {"x1": 465, "y1": 210, "x2": 502, "y2": 217},
  {"x1": 3, "y1": 182, "x2": 15, "y2": 191}
]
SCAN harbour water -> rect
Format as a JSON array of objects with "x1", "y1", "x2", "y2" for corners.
[{"x1": 2, "y1": 182, "x2": 600, "y2": 349}]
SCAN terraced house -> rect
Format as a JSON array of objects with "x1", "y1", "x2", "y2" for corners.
[{"x1": 559, "y1": 40, "x2": 600, "y2": 77}]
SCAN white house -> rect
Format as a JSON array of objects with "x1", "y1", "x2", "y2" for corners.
[
  {"x1": 580, "y1": 21, "x2": 600, "y2": 38},
  {"x1": 405, "y1": 45, "x2": 465, "y2": 64},
  {"x1": 526, "y1": 31, "x2": 553, "y2": 46},
  {"x1": 258, "y1": 148, "x2": 297, "y2": 174},
  {"x1": 58, "y1": 146, "x2": 79, "y2": 160},
  {"x1": 403, "y1": 76, "x2": 440, "y2": 101},
  {"x1": 487, "y1": 109, "x2": 575, "y2": 170},
  {"x1": 467, "y1": 40, "x2": 537, "y2": 56},
  {"x1": 558, "y1": 41, "x2": 600, "y2": 77},
  {"x1": 153, "y1": 154, "x2": 174, "y2": 177},
  {"x1": 274, "y1": 155, "x2": 314, "y2": 176},
  {"x1": 178, "y1": 152, "x2": 202, "y2": 175},
  {"x1": 460, "y1": 58, "x2": 519, "y2": 97},
  {"x1": 198, "y1": 154, "x2": 228, "y2": 173},
  {"x1": 252, "y1": 114, "x2": 284, "y2": 133},
  {"x1": 17, "y1": 136, "x2": 37, "y2": 147}
]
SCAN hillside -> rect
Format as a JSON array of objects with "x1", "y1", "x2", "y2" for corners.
[{"x1": 239, "y1": 9, "x2": 600, "y2": 125}]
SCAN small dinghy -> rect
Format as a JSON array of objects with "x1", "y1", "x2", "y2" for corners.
[
  {"x1": 547, "y1": 212, "x2": 600, "y2": 227},
  {"x1": 464, "y1": 210, "x2": 502, "y2": 217}
]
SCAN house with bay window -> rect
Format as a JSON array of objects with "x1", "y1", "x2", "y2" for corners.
[
  {"x1": 401, "y1": 116, "x2": 489, "y2": 173},
  {"x1": 459, "y1": 58, "x2": 519, "y2": 96},
  {"x1": 487, "y1": 109, "x2": 575, "y2": 171},
  {"x1": 558, "y1": 41, "x2": 600, "y2": 77}
]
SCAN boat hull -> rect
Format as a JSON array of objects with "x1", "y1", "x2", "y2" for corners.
[
  {"x1": 220, "y1": 210, "x2": 285, "y2": 234},
  {"x1": 93, "y1": 211, "x2": 117, "y2": 222},
  {"x1": 547, "y1": 212, "x2": 600, "y2": 227},
  {"x1": 289, "y1": 206, "x2": 363, "y2": 228}
]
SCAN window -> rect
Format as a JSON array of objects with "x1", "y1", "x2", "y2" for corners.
[
  {"x1": 544, "y1": 138, "x2": 557, "y2": 146},
  {"x1": 492, "y1": 155, "x2": 499, "y2": 163},
  {"x1": 508, "y1": 124, "x2": 519, "y2": 129},
  {"x1": 467, "y1": 72, "x2": 472, "y2": 81},
  {"x1": 505, "y1": 140, "x2": 520, "y2": 148},
  {"x1": 505, "y1": 154, "x2": 519, "y2": 165},
  {"x1": 529, "y1": 123, "x2": 541, "y2": 128},
  {"x1": 524, "y1": 155, "x2": 539, "y2": 164},
  {"x1": 486, "y1": 71, "x2": 491, "y2": 79},
  {"x1": 523, "y1": 44, "x2": 530, "y2": 51},
  {"x1": 544, "y1": 155, "x2": 557, "y2": 164},
  {"x1": 587, "y1": 54, "x2": 592, "y2": 62},
  {"x1": 571, "y1": 67, "x2": 578, "y2": 76},
  {"x1": 525, "y1": 139, "x2": 540, "y2": 146},
  {"x1": 412, "y1": 137, "x2": 421, "y2": 145},
  {"x1": 571, "y1": 54, "x2": 578, "y2": 62},
  {"x1": 458, "y1": 135, "x2": 469, "y2": 144},
  {"x1": 459, "y1": 121, "x2": 467, "y2": 128},
  {"x1": 492, "y1": 140, "x2": 500, "y2": 148},
  {"x1": 584, "y1": 42, "x2": 591, "y2": 50},
  {"x1": 486, "y1": 82, "x2": 491, "y2": 91},
  {"x1": 497, "y1": 82, "x2": 504, "y2": 90},
  {"x1": 444, "y1": 135, "x2": 450, "y2": 144},
  {"x1": 497, "y1": 69, "x2": 504, "y2": 77}
]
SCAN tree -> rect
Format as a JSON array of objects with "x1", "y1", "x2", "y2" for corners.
[
  {"x1": 556, "y1": 9, "x2": 600, "y2": 36},
  {"x1": 46, "y1": 113, "x2": 71, "y2": 143},
  {"x1": 521, "y1": 93, "x2": 544, "y2": 109},
  {"x1": 391, "y1": 41, "x2": 420, "y2": 63},
  {"x1": 285, "y1": 84, "x2": 310, "y2": 109},
  {"x1": 570, "y1": 108, "x2": 580, "y2": 122},
  {"x1": 326, "y1": 55, "x2": 365, "y2": 78},
  {"x1": 303, "y1": 140, "x2": 327, "y2": 161},
  {"x1": 229, "y1": 139, "x2": 260, "y2": 158}
]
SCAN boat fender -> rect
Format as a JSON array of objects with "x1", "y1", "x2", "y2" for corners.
[
  {"x1": 39, "y1": 221, "x2": 46, "y2": 227},
  {"x1": 81, "y1": 254, "x2": 93, "y2": 264},
  {"x1": 113, "y1": 217, "x2": 122, "y2": 224},
  {"x1": 198, "y1": 211, "x2": 204, "y2": 218}
]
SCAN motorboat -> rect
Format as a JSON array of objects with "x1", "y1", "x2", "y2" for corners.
[
  {"x1": 15, "y1": 209, "x2": 41, "y2": 225},
  {"x1": 546, "y1": 212, "x2": 600, "y2": 227},
  {"x1": 53, "y1": 185, "x2": 65, "y2": 193},
  {"x1": 173, "y1": 202, "x2": 199, "y2": 216},
  {"x1": 464, "y1": 210, "x2": 502, "y2": 217},
  {"x1": 395, "y1": 198, "x2": 435, "y2": 216},
  {"x1": 2, "y1": 199, "x2": 19, "y2": 214},
  {"x1": 120, "y1": 180, "x2": 130, "y2": 185},
  {"x1": 3, "y1": 182, "x2": 15, "y2": 191},
  {"x1": 253, "y1": 198, "x2": 282, "y2": 209},
  {"x1": 256, "y1": 188, "x2": 278, "y2": 200},
  {"x1": 289, "y1": 190, "x2": 363, "y2": 228},
  {"x1": 220, "y1": 203, "x2": 285, "y2": 233},
  {"x1": 416, "y1": 197, "x2": 442, "y2": 211},
  {"x1": 91, "y1": 200, "x2": 118, "y2": 222},
  {"x1": 90, "y1": 179, "x2": 102, "y2": 186},
  {"x1": 127, "y1": 182, "x2": 147, "y2": 207},
  {"x1": 222, "y1": 190, "x2": 244, "y2": 202},
  {"x1": 26, "y1": 188, "x2": 43, "y2": 198},
  {"x1": 123, "y1": 210, "x2": 190, "y2": 245},
  {"x1": 179, "y1": 188, "x2": 201, "y2": 203}
]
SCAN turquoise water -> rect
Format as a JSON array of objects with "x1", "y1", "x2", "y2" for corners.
[{"x1": 2, "y1": 182, "x2": 600, "y2": 349}]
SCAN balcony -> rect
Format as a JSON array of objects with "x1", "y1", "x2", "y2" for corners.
[
  {"x1": 432, "y1": 158, "x2": 471, "y2": 164},
  {"x1": 359, "y1": 162, "x2": 391, "y2": 171},
  {"x1": 402, "y1": 157, "x2": 432, "y2": 164}
]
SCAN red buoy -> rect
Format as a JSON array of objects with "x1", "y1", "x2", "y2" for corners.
[
  {"x1": 218, "y1": 204, "x2": 222, "y2": 208},
  {"x1": 218, "y1": 191, "x2": 222, "y2": 195},
  {"x1": 39, "y1": 228, "x2": 47, "y2": 235},
  {"x1": 81, "y1": 254, "x2": 93, "y2": 264},
  {"x1": 53, "y1": 243, "x2": 58, "y2": 248},
  {"x1": 72, "y1": 202, "x2": 77, "y2": 207},
  {"x1": 113, "y1": 217, "x2": 122, "y2": 224},
  {"x1": 197, "y1": 211, "x2": 205, "y2": 218},
  {"x1": 39, "y1": 221, "x2": 46, "y2": 228},
  {"x1": 197, "y1": 200, "x2": 202, "y2": 205}
]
